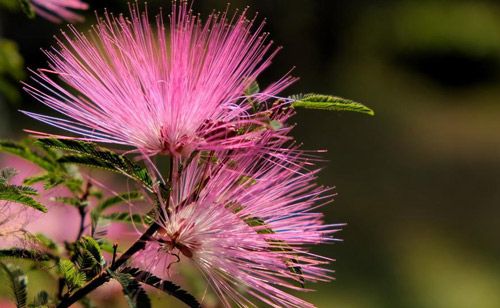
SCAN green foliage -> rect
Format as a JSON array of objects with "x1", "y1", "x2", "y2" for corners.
[
  {"x1": 91, "y1": 191, "x2": 143, "y2": 234},
  {"x1": 33, "y1": 233, "x2": 59, "y2": 252},
  {"x1": 108, "y1": 270, "x2": 151, "y2": 308},
  {"x1": 0, "y1": 0, "x2": 19, "y2": 10},
  {"x1": 290, "y1": 93, "x2": 375, "y2": 115},
  {"x1": 0, "y1": 38, "x2": 25, "y2": 103},
  {"x1": 0, "y1": 262, "x2": 28, "y2": 308},
  {"x1": 37, "y1": 138, "x2": 155, "y2": 192},
  {"x1": 0, "y1": 175, "x2": 47, "y2": 212},
  {"x1": 101, "y1": 212, "x2": 145, "y2": 225},
  {"x1": 29, "y1": 291, "x2": 49, "y2": 307},
  {"x1": 95, "y1": 191, "x2": 143, "y2": 213},
  {"x1": 243, "y1": 216, "x2": 275, "y2": 234},
  {"x1": 0, "y1": 189, "x2": 45, "y2": 211},
  {"x1": 0, "y1": 248, "x2": 55, "y2": 261},
  {"x1": 17, "y1": 0, "x2": 34, "y2": 18},
  {"x1": 244, "y1": 80, "x2": 260, "y2": 96},
  {"x1": 73, "y1": 237, "x2": 105, "y2": 281},
  {"x1": 0, "y1": 139, "x2": 83, "y2": 192},
  {"x1": 52, "y1": 196, "x2": 87, "y2": 208},
  {"x1": 227, "y1": 204, "x2": 305, "y2": 287},
  {"x1": 0, "y1": 140, "x2": 53, "y2": 171},
  {"x1": 122, "y1": 267, "x2": 201, "y2": 308},
  {"x1": 96, "y1": 238, "x2": 117, "y2": 254},
  {"x1": 58, "y1": 259, "x2": 86, "y2": 291},
  {"x1": 236, "y1": 175, "x2": 258, "y2": 188}
]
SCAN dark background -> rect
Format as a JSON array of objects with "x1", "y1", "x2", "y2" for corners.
[{"x1": 2, "y1": 1, "x2": 500, "y2": 307}]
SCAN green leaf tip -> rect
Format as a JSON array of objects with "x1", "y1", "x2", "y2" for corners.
[
  {"x1": 37, "y1": 138, "x2": 155, "y2": 192},
  {"x1": 58, "y1": 259, "x2": 86, "y2": 290},
  {"x1": 121, "y1": 267, "x2": 201, "y2": 308},
  {"x1": 0, "y1": 261, "x2": 28, "y2": 308},
  {"x1": 290, "y1": 93, "x2": 375, "y2": 116},
  {"x1": 17, "y1": 0, "x2": 35, "y2": 18},
  {"x1": 108, "y1": 269, "x2": 151, "y2": 308}
]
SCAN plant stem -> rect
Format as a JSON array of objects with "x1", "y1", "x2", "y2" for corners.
[
  {"x1": 58, "y1": 272, "x2": 109, "y2": 308},
  {"x1": 75, "y1": 206, "x2": 86, "y2": 241},
  {"x1": 57, "y1": 222, "x2": 161, "y2": 308},
  {"x1": 57, "y1": 158, "x2": 173, "y2": 307},
  {"x1": 75, "y1": 181, "x2": 92, "y2": 241}
]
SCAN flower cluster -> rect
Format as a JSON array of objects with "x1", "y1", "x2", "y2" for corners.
[
  {"x1": 23, "y1": 3, "x2": 295, "y2": 158},
  {"x1": 138, "y1": 143, "x2": 339, "y2": 306},
  {"x1": 1, "y1": 2, "x2": 351, "y2": 307}
]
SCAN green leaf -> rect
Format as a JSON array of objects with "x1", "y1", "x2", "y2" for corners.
[
  {"x1": 52, "y1": 196, "x2": 87, "y2": 208},
  {"x1": 0, "y1": 140, "x2": 54, "y2": 171},
  {"x1": 96, "y1": 239, "x2": 117, "y2": 254},
  {"x1": 29, "y1": 290, "x2": 49, "y2": 307},
  {"x1": 74, "y1": 237, "x2": 105, "y2": 281},
  {"x1": 101, "y1": 212, "x2": 144, "y2": 224},
  {"x1": 0, "y1": 262, "x2": 28, "y2": 308},
  {"x1": 0, "y1": 139, "x2": 82, "y2": 193},
  {"x1": 226, "y1": 203, "x2": 305, "y2": 287},
  {"x1": 122, "y1": 268, "x2": 200, "y2": 308},
  {"x1": 22, "y1": 174, "x2": 49, "y2": 186},
  {"x1": 244, "y1": 80, "x2": 260, "y2": 96},
  {"x1": 96, "y1": 192, "x2": 143, "y2": 213},
  {"x1": 37, "y1": 139, "x2": 154, "y2": 191},
  {"x1": 17, "y1": 0, "x2": 35, "y2": 18},
  {"x1": 291, "y1": 93, "x2": 375, "y2": 115},
  {"x1": 58, "y1": 155, "x2": 154, "y2": 191},
  {"x1": 58, "y1": 259, "x2": 86, "y2": 291},
  {"x1": 108, "y1": 270, "x2": 151, "y2": 308},
  {"x1": 91, "y1": 192, "x2": 143, "y2": 236},
  {"x1": 7, "y1": 184, "x2": 37, "y2": 196},
  {"x1": 243, "y1": 216, "x2": 275, "y2": 234},
  {"x1": 33, "y1": 233, "x2": 59, "y2": 252},
  {"x1": 0, "y1": 190, "x2": 47, "y2": 213},
  {"x1": 24, "y1": 173, "x2": 70, "y2": 191},
  {"x1": 0, "y1": 248, "x2": 55, "y2": 261}
]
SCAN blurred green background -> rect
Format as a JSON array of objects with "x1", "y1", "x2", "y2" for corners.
[{"x1": 2, "y1": 0, "x2": 500, "y2": 307}]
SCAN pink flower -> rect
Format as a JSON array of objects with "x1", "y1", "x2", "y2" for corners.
[
  {"x1": 23, "y1": 2, "x2": 295, "y2": 158},
  {"x1": 32, "y1": 0, "x2": 89, "y2": 23},
  {"x1": 135, "y1": 147, "x2": 340, "y2": 307}
]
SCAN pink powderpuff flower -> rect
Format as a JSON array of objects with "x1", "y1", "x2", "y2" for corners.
[
  {"x1": 134, "y1": 147, "x2": 340, "y2": 307},
  {"x1": 32, "y1": 0, "x2": 89, "y2": 24},
  {"x1": 23, "y1": 2, "x2": 295, "y2": 158}
]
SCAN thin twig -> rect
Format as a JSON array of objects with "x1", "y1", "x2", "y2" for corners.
[
  {"x1": 111, "y1": 243, "x2": 118, "y2": 268},
  {"x1": 75, "y1": 181, "x2": 92, "y2": 241},
  {"x1": 57, "y1": 158, "x2": 174, "y2": 308}
]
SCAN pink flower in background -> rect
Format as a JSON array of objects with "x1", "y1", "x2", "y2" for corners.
[
  {"x1": 0, "y1": 155, "x2": 142, "y2": 246},
  {"x1": 0, "y1": 154, "x2": 81, "y2": 242},
  {"x1": 135, "y1": 147, "x2": 339, "y2": 307},
  {"x1": 23, "y1": 2, "x2": 295, "y2": 158},
  {"x1": 32, "y1": 0, "x2": 89, "y2": 23},
  {"x1": 0, "y1": 200, "x2": 38, "y2": 248}
]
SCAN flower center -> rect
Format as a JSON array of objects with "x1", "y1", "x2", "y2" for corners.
[{"x1": 156, "y1": 225, "x2": 196, "y2": 259}]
